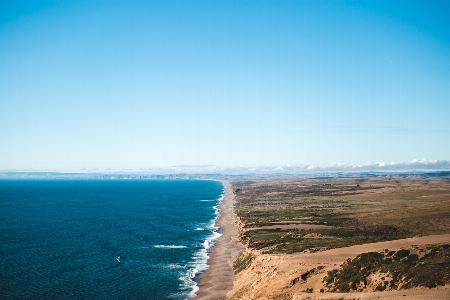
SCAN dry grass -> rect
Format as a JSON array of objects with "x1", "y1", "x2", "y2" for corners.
[{"x1": 232, "y1": 177, "x2": 450, "y2": 253}]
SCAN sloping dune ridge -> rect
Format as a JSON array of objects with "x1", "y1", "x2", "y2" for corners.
[{"x1": 227, "y1": 235, "x2": 450, "y2": 300}]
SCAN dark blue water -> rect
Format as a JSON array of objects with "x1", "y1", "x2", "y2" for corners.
[{"x1": 0, "y1": 180, "x2": 224, "y2": 299}]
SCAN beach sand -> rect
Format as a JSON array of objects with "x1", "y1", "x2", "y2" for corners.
[{"x1": 192, "y1": 181, "x2": 244, "y2": 300}]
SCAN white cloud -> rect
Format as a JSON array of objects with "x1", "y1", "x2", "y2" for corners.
[{"x1": 208, "y1": 159, "x2": 450, "y2": 174}]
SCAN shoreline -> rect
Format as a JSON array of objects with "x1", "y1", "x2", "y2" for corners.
[{"x1": 191, "y1": 181, "x2": 244, "y2": 300}]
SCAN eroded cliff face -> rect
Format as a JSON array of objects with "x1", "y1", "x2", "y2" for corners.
[
  {"x1": 227, "y1": 249, "x2": 332, "y2": 300},
  {"x1": 234, "y1": 214, "x2": 246, "y2": 240},
  {"x1": 226, "y1": 239, "x2": 450, "y2": 300}
]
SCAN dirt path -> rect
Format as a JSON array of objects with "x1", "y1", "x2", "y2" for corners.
[{"x1": 294, "y1": 287, "x2": 450, "y2": 300}]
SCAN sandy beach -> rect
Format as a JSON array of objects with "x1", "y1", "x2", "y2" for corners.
[{"x1": 192, "y1": 182, "x2": 244, "y2": 300}]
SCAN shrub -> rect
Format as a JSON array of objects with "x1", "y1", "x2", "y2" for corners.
[
  {"x1": 383, "y1": 257, "x2": 393, "y2": 265},
  {"x1": 394, "y1": 249, "x2": 410, "y2": 260},
  {"x1": 324, "y1": 245, "x2": 450, "y2": 292},
  {"x1": 376, "y1": 285, "x2": 386, "y2": 291},
  {"x1": 323, "y1": 269, "x2": 337, "y2": 284},
  {"x1": 405, "y1": 254, "x2": 419, "y2": 264},
  {"x1": 233, "y1": 251, "x2": 253, "y2": 274}
]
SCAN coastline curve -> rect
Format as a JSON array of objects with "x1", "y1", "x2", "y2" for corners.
[{"x1": 191, "y1": 181, "x2": 244, "y2": 300}]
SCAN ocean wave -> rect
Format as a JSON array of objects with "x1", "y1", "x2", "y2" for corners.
[
  {"x1": 154, "y1": 245, "x2": 188, "y2": 249},
  {"x1": 166, "y1": 263, "x2": 184, "y2": 269},
  {"x1": 186, "y1": 185, "x2": 225, "y2": 299},
  {"x1": 194, "y1": 228, "x2": 204, "y2": 231}
]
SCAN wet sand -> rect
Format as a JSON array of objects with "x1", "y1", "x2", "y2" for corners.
[{"x1": 192, "y1": 181, "x2": 244, "y2": 300}]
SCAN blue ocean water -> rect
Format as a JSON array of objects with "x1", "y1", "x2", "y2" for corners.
[{"x1": 0, "y1": 179, "x2": 224, "y2": 299}]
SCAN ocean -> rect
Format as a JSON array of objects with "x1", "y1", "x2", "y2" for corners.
[{"x1": 0, "y1": 179, "x2": 224, "y2": 299}]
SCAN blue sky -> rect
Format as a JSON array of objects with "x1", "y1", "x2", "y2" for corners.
[{"x1": 1, "y1": 0, "x2": 449, "y2": 171}]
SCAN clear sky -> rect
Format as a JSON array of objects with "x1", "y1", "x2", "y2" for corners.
[{"x1": 1, "y1": 0, "x2": 449, "y2": 172}]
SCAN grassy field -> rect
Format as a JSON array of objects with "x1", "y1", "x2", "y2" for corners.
[{"x1": 232, "y1": 177, "x2": 450, "y2": 254}]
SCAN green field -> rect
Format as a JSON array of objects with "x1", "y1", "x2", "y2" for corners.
[{"x1": 232, "y1": 177, "x2": 450, "y2": 254}]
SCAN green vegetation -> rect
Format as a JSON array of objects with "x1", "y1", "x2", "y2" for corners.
[
  {"x1": 324, "y1": 245, "x2": 450, "y2": 292},
  {"x1": 394, "y1": 249, "x2": 410, "y2": 260},
  {"x1": 233, "y1": 178, "x2": 450, "y2": 254},
  {"x1": 242, "y1": 226, "x2": 411, "y2": 254},
  {"x1": 236, "y1": 207, "x2": 350, "y2": 227},
  {"x1": 233, "y1": 251, "x2": 254, "y2": 274},
  {"x1": 229, "y1": 283, "x2": 252, "y2": 300}
]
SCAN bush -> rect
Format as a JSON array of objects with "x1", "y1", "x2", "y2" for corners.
[
  {"x1": 375, "y1": 285, "x2": 386, "y2": 291},
  {"x1": 383, "y1": 257, "x2": 393, "y2": 265},
  {"x1": 325, "y1": 245, "x2": 450, "y2": 292},
  {"x1": 394, "y1": 249, "x2": 410, "y2": 260},
  {"x1": 405, "y1": 254, "x2": 419, "y2": 264},
  {"x1": 233, "y1": 251, "x2": 253, "y2": 274}
]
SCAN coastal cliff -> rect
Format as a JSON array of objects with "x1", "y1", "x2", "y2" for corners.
[
  {"x1": 226, "y1": 178, "x2": 450, "y2": 300},
  {"x1": 227, "y1": 236, "x2": 450, "y2": 300}
]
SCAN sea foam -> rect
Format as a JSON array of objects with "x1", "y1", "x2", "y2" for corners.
[
  {"x1": 186, "y1": 188, "x2": 225, "y2": 299},
  {"x1": 154, "y1": 245, "x2": 188, "y2": 249}
]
